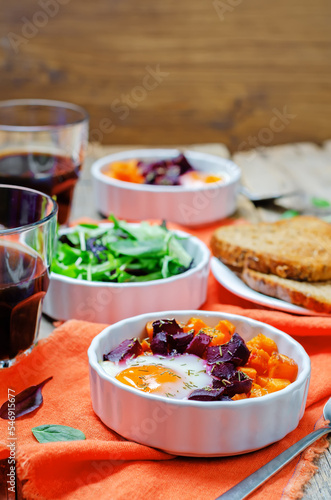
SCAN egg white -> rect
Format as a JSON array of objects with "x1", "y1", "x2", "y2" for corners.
[{"x1": 100, "y1": 353, "x2": 212, "y2": 399}]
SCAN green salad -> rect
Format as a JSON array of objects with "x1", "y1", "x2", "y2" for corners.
[{"x1": 52, "y1": 217, "x2": 193, "y2": 283}]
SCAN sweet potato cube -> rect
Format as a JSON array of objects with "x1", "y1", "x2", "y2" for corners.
[
  {"x1": 185, "y1": 317, "x2": 208, "y2": 335},
  {"x1": 268, "y1": 353, "x2": 298, "y2": 382},
  {"x1": 256, "y1": 375, "x2": 269, "y2": 387},
  {"x1": 141, "y1": 339, "x2": 151, "y2": 352},
  {"x1": 247, "y1": 334, "x2": 278, "y2": 356},
  {"x1": 213, "y1": 319, "x2": 235, "y2": 342},
  {"x1": 264, "y1": 378, "x2": 291, "y2": 394},
  {"x1": 146, "y1": 321, "x2": 154, "y2": 342},
  {"x1": 200, "y1": 327, "x2": 225, "y2": 347},
  {"x1": 239, "y1": 367, "x2": 257, "y2": 382},
  {"x1": 249, "y1": 382, "x2": 268, "y2": 398},
  {"x1": 232, "y1": 393, "x2": 248, "y2": 401},
  {"x1": 246, "y1": 348, "x2": 270, "y2": 375}
]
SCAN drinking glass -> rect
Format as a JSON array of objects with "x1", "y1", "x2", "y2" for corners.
[
  {"x1": 0, "y1": 185, "x2": 58, "y2": 368},
  {"x1": 0, "y1": 99, "x2": 89, "y2": 225}
]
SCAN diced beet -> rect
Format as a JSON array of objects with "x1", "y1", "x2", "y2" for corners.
[
  {"x1": 150, "y1": 331, "x2": 169, "y2": 356},
  {"x1": 206, "y1": 333, "x2": 250, "y2": 366},
  {"x1": 226, "y1": 333, "x2": 250, "y2": 366},
  {"x1": 137, "y1": 155, "x2": 194, "y2": 186},
  {"x1": 212, "y1": 370, "x2": 252, "y2": 396},
  {"x1": 206, "y1": 345, "x2": 225, "y2": 364},
  {"x1": 152, "y1": 318, "x2": 183, "y2": 337},
  {"x1": 223, "y1": 371, "x2": 253, "y2": 397},
  {"x1": 173, "y1": 154, "x2": 194, "y2": 175},
  {"x1": 187, "y1": 387, "x2": 227, "y2": 401},
  {"x1": 185, "y1": 332, "x2": 211, "y2": 357},
  {"x1": 168, "y1": 330, "x2": 194, "y2": 354},
  {"x1": 211, "y1": 362, "x2": 237, "y2": 381},
  {"x1": 103, "y1": 338, "x2": 143, "y2": 362}
]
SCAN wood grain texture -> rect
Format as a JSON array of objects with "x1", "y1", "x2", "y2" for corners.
[{"x1": 1, "y1": 0, "x2": 331, "y2": 150}]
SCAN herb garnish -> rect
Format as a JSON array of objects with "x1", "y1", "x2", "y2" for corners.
[{"x1": 0, "y1": 377, "x2": 53, "y2": 420}]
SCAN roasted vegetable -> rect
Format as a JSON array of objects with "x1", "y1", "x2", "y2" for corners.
[
  {"x1": 206, "y1": 333, "x2": 250, "y2": 366},
  {"x1": 185, "y1": 332, "x2": 211, "y2": 357},
  {"x1": 103, "y1": 338, "x2": 142, "y2": 362}
]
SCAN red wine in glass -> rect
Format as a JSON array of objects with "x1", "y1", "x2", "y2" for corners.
[
  {"x1": 0, "y1": 152, "x2": 81, "y2": 225},
  {"x1": 0, "y1": 241, "x2": 49, "y2": 361}
]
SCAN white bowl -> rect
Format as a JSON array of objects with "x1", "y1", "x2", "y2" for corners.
[
  {"x1": 88, "y1": 310, "x2": 311, "y2": 457},
  {"x1": 91, "y1": 149, "x2": 241, "y2": 226},
  {"x1": 43, "y1": 224, "x2": 210, "y2": 323}
]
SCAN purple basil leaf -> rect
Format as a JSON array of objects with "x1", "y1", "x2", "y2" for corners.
[
  {"x1": 150, "y1": 331, "x2": 169, "y2": 356},
  {"x1": 0, "y1": 376, "x2": 53, "y2": 420},
  {"x1": 103, "y1": 338, "x2": 143, "y2": 362},
  {"x1": 86, "y1": 237, "x2": 108, "y2": 262},
  {"x1": 152, "y1": 318, "x2": 183, "y2": 337},
  {"x1": 185, "y1": 332, "x2": 211, "y2": 357}
]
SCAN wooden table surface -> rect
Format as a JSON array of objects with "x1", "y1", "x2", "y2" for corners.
[
  {"x1": 1, "y1": 0, "x2": 331, "y2": 150},
  {"x1": 37, "y1": 142, "x2": 331, "y2": 500}
]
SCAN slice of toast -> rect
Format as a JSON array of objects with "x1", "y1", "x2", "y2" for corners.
[
  {"x1": 242, "y1": 267, "x2": 331, "y2": 314},
  {"x1": 210, "y1": 216, "x2": 331, "y2": 282}
]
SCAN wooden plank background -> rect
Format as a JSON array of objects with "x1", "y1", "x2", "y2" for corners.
[{"x1": 1, "y1": 0, "x2": 331, "y2": 150}]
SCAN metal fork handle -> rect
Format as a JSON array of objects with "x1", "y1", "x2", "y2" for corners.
[{"x1": 215, "y1": 427, "x2": 330, "y2": 500}]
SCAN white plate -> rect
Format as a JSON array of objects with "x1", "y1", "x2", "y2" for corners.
[{"x1": 211, "y1": 257, "x2": 324, "y2": 316}]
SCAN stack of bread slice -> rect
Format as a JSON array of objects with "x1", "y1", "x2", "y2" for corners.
[{"x1": 210, "y1": 216, "x2": 331, "y2": 314}]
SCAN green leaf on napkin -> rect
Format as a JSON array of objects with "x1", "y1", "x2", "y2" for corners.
[
  {"x1": 280, "y1": 210, "x2": 300, "y2": 219},
  {"x1": 311, "y1": 197, "x2": 331, "y2": 208},
  {"x1": 32, "y1": 424, "x2": 86, "y2": 443}
]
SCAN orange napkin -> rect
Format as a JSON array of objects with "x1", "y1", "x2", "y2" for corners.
[{"x1": 0, "y1": 218, "x2": 330, "y2": 500}]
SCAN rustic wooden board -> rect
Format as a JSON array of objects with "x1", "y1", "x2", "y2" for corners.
[
  {"x1": 1, "y1": 0, "x2": 331, "y2": 150},
  {"x1": 234, "y1": 141, "x2": 331, "y2": 222}
]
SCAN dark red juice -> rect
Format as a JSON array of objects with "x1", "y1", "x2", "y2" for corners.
[
  {"x1": 0, "y1": 152, "x2": 81, "y2": 225},
  {"x1": 0, "y1": 242, "x2": 49, "y2": 361}
]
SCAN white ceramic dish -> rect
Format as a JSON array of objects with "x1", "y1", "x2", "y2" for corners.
[
  {"x1": 43, "y1": 223, "x2": 210, "y2": 323},
  {"x1": 211, "y1": 257, "x2": 327, "y2": 316},
  {"x1": 88, "y1": 310, "x2": 310, "y2": 457},
  {"x1": 91, "y1": 149, "x2": 241, "y2": 226}
]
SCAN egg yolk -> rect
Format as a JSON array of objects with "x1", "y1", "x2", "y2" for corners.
[
  {"x1": 181, "y1": 171, "x2": 223, "y2": 185},
  {"x1": 115, "y1": 364, "x2": 181, "y2": 394}
]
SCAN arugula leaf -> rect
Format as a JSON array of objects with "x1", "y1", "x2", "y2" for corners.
[
  {"x1": 110, "y1": 238, "x2": 165, "y2": 257},
  {"x1": 52, "y1": 218, "x2": 193, "y2": 283},
  {"x1": 167, "y1": 233, "x2": 192, "y2": 268},
  {"x1": 32, "y1": 424, "x2": 86, "y2": 443}
]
